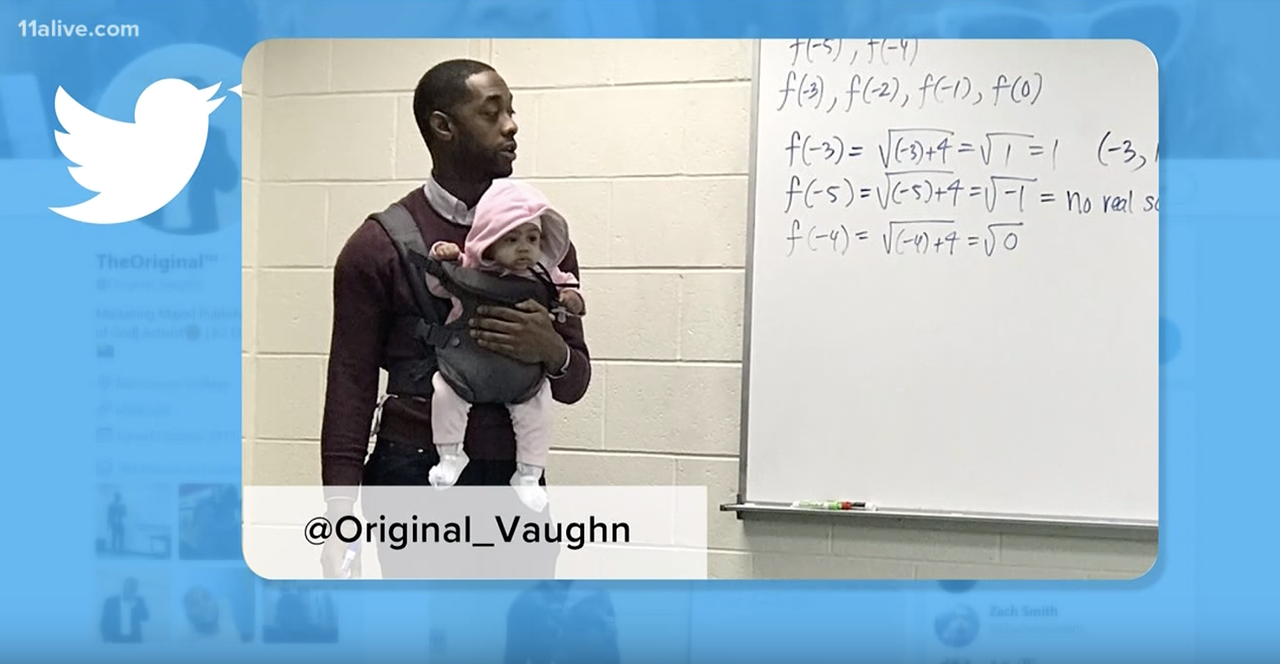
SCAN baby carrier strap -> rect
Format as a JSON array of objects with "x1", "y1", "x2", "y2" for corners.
[
  {"x1": 370, "y1": 202, "x2": 458, "y2": 397},
  {"x1": 425, "y1": 258, "x2": 560, "y2": 310}
]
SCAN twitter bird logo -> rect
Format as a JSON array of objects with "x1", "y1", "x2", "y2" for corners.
[{"x1": 49, "y1": 78, "x2": 241, "y2": 225}]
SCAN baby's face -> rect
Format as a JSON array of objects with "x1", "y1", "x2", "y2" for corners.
[{"x1": 490, "y1": 222, "x2": 541, "y2": 271}]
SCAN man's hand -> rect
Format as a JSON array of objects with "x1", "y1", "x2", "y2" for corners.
[
  {"x1": 320, "y1": 499, "x2": 361, "y2": 579},
  {"x1": 430, "y1": 241, "x2": 462, "y2": 261},
  {"x1": 320, "y1": 537, "x2": 361, "y2": 579},
  {"x1": 471, "y1": 300, "x2": 569, "y2": 370}
]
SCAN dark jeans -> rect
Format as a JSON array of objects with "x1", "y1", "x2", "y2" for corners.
[{"x1": 361, "y1": 437, "x2": 560, "y2": 580}]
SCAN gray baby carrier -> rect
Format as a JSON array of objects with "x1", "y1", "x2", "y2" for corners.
[{"x1": 372, "y1": 202, "x2": 560, "y2": 405}]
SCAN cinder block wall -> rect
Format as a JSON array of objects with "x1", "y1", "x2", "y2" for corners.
[{"x1": 241, "y1": 39, "x2": 1156, "y2": 579}]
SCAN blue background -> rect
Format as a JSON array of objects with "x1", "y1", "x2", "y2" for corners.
[{"x1": 0, "y1": 0, "x2": 1269, "y2": 660}]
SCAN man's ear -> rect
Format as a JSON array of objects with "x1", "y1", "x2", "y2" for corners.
[{"x1": 428, "y1": 111, "x2": 454, "y2": 143}]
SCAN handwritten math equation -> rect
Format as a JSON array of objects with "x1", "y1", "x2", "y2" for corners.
[
  {"x1": 768, "y1": 40, "x2": 1157, "y2": 263},
  {"x1": 777, "y1": 69, "x2": 1043, "y2": 113},
  {"x1": 783, "y1": 178, "x2": 1156, "y2": 259},
  {"x1": 786, "y1": 218, "x2": 1030, "y2": 259},
  {"x1": 784, "y1": 180, "x2": 1156, "y2": 258},
  {"x1": 781, "y1": 172, "x2": 1157, "y2": 216},
  {"x1": 774, "y1": 123, "x2": 1158, "y2": 259},
  {"x1": 785, "y1": 38, "x2": 922, "y2": 68},
  {"x1": 785, "y1": 129, "x2": 1157, "y2": 173},
  {"x1": 775, "y1": 39, "x2": 1043, "y2": 113}
]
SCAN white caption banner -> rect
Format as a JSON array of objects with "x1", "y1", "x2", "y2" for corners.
[{"x1": 243, "y1": 485, "x2": 708, "y2": 580}]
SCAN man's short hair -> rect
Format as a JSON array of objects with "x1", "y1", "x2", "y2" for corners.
[{"x1": 413, "y1": 59, "x2": 497, "y2": 144}]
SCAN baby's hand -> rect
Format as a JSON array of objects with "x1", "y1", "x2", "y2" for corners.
[
  {"x1": 430, "y1": 242, "x2": 461, "y2": 261},
  {"x1": 559, "y1": 290, "x2": 586, "y2": 316}
]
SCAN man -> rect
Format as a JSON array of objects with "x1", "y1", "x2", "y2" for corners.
[
  {"x1": 319, "y1": 59, "x2": 591, "y2": 579},
  {"x1": 106, "y1": 491, "x2": 125, "y2": 553},
  {"x1": 99, "y1": 577, "x2": 149, "y2": 643}
]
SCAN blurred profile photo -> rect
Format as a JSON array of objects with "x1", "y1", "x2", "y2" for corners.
[
  {"x1": 178, "y1": 483, "x2": 242, "y2": 560},
  {"x1": 173, "y1": 566, "x2": 258, "y2": 643},
  {"x1": 95, "y1": 483, "x2": 173, "y2": 560},
  {"x1": 96, "y1": 568, "x2": 171, "y2": 644},
  {"x1": 260, "y1": 581, "x2": 339, "y2": 643}
]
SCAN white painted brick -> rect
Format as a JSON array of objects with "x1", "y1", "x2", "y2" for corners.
[
  {"x1": 262, "y1": 95, "x2": 396, "y2": 182},
  {"x1": 577, "y1": 271, "x2": 681, "y2": 360},
  {"x1": 548, "y1": 363, "x2": 605, "y2": 450},
  {"x1": 611, "y1": 40, "x2": 753, "y2": 84},
  {"x1": 241, "y1": 180, "x2": 259, "y2": 267},
  {"x1": 530, "y1": 84, "x2": 749, "y2": 177},
  {"x1": 521, "y1": 179, "x2": 611, "y2": 268},
  {"x1": 241, "y1": 94, "x2": 262, "y2": 182},
  {"x1": 676, "y1": 456, "x2": 740, "y2": 505},
  {"x1": 547, "y1": 450, "x2": 676, "y2": 486},
  {"x1": 255, "y1": 269, "x2": 333, "y2": 355},
  {"x1": 251, "y1": 441, "x2": 321, "y2": 485},
  {"x1": 680, "y1": 85, "x2": 747, "y2": 173},
  {"x1": 914, "y1": 561, "x2": 1093, "y2": 580},
  {"x1": 751, "y1": 552, "x2": 914, "y2": 579},
  {"x1": 680, "y1": 84, "x2": 752, "y2": 175},
  {"x1": 603, "y1": 363, "x2": 740, "y2": 455},
  {"x1": 242, "y1": 354, "x2": 255, "y2": 441},
  {"x1": 242, "y1": 437, "x2": 253, "y2": 486},
  {"x1": 999, "y1": 533, "x2": 1156, "y2": 573},
  {"x1": 241, "y1": 269, "x2": 257, "y2": 353},
  {"x1": 707, "y1": 551, "x2": 752, "y2": 579},
  {"x1": 831, "y1": 524, "x2": 1000, "y2": 564},
  {"x1": 241, "y1": 41, "x2": 264, "y2": 97},
  {"x1": 330, "y1": 39, "x2": 483, "y2": 93},
  {"x1": 491, "y1": 40, "x2": 613, "y2": 89},
  {"x1": 257, "y1": 184, "x2": 329, "y2": 267},
  {"x1": 325, "y1": 182, "x2": 416, "y2": 266},
  {"x1": 531, "y1": 85, "x2": 683, "y2": 177},
  {"x1": 825, "y1": 555, "x2": 919, "y2": 579},
  {"x1": 677, "y1": 457, "x2": 832, "y2": 555},
  {"x1": 255, "y1": 356, "x2": 326, "y2": 440},
  {"x1": 492, "y1": 39, "x2": 751, "y2": 88},
  {"x1": 262, "y1": 39, "x2": 331, "y2": 97},
  {"x1": 392, "y1": 94, "x2": 432, "y2": 182},
  {"x1": 678, "y1": 271, "x2": 743, "y2": 361},
  {"x1": 608, "y1": 177, "x2": 748, "y2": 268},
  {"x1": 1088, "y1": 570, "x2": 1144, "y2": 580},
  {"x1": 510, "y1": 98, "x2": 542, "y2": 181}
]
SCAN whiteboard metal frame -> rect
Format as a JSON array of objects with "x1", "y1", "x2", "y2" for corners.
[
  {"x1": 736, "y1": 39, "x2": 764, "y2": 509},
  {"x1": 719, "y1": 501, "x2": 1157, "y2": 540},
  {"x1": 730, "y1": 39, "x2": 1158, "y2": 535}
]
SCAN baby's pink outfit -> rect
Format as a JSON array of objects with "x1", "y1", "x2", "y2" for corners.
[{"x1": 423, "y1": 179, "x2": 579, "y2": 509}]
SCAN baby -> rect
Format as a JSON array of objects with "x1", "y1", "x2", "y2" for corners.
[{"x1": 423, "y1": 178, "x2": 585, "y2": 512}]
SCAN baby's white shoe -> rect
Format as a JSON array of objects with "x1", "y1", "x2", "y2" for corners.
[
  {"x1": 428, "y1": 445, "x2": 469, "y2": 489},
  {"x1": 510, "y1": 463, "x2": 547, "y2": 512}
]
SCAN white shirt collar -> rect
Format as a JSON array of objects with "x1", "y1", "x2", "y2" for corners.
[{"x1": 423, "y1": 176, "x2": 473, "y2": 227}]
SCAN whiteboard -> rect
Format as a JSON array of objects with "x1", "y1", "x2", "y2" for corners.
[{"x1": 739, "y1": 39, "x2": 1159, "y2": 526}]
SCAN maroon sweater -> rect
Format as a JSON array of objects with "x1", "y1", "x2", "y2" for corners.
[{"x1": 320, "y1": 185, "x2": 592, "y2": 492}]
